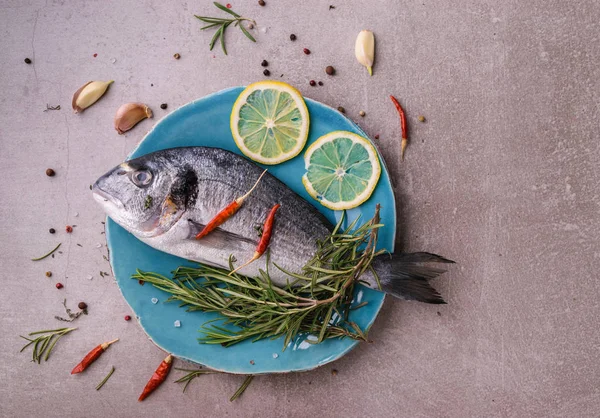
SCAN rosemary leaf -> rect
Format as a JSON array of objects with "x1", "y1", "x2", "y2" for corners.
[
  {"x1": 213, "y1": 1, "x2": 240, "y2": 18},
  {"x1": 239, "y1": 24, "x2": 256, "y2": 42},
  {"x1": 31, "y1": 243, "x2": 61, "y2": 261},
  {"x1": 96, "y1": 366, "x2": 115, "y2": 390},
  {"x1": 230, "y1": 376, "x2": 254, "y2": 402}
]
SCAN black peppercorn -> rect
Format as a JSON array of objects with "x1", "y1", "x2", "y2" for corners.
[
  {"x1": 261, "y1": 60, "x2": 268, "y2": 67},
  {"x1": 263, "y1": 69, "x2": 271, "y2": 76},
  {"x1": 318, "y1": 81, "x2": 323, "y2": 86},
  {"x1": 24, "y1": 58, "x2": 32, "y2": 64},
  {"x1": 290, "y1": 34, "x2": 297, "y2": 41},
  {"x1": 49, "y1": 228, "x2": 56, "y2": 234},
  {"x1": 160, "y1": 103, "x2": 168, "y2": 110}
]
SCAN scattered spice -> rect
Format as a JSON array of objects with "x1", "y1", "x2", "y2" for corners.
[
  {"x1": 138, "y1": 279, "x2": 145, "y2": 286},
  {"x1": 303, "y1": 48, "x2": 311, "y2": 55},
  {"x1": 43, "y1": 104, "x2": 61, "y2": 112},
  {"x1": 160, "y1": 103, "x2": 168, "y2": 110},
  {"x1": 261, "y1": 60, "x2": 268, "y2": 67},
  {"x1": 318, "y1": 81, "x2": 323, "y2": 86},
  {"x1": 359, "y1": 110, "x2": 366, "y2": 117},
  {"x1": 124, "y1": 315, "x2": 131, "y2": 321},
  {"x1": 329, "y1": 5, "x2": 335, "y2": 10},
  {"x1": 258, "y1": 0, "x2": 265, "y2": 5},
  {"x1": 19, "y1": 327, "x2": 77, "y2": 363},
  {"x1": 196, "y1": 170, "x2": 267, "y2": 240},
  {"x1": 337, "y1": 106, "x2": 345, "y2": 113},
  {"x1": 71, "y1": 339, "x2": 119, "y2": 374},
  {"x1": 325, "y1": 65, "x2": 335, "y2": 75},
  {"x1": 194, "y1": 3, "x2": 256, "y2": 55},
  {"x1": 332, "y1": 369, "x2": 338, "y2": 376},
  {"x1": 49, "y1": 228, "x2": 55, "y2": 234},
  {"x1": 174, "y1": 53, "x2": 181, "y2": 59},
  {"x1": 290, "y1": 34, "x2": 297, "y2": 41},
  {"x1": 249, "y1": 360, "x2": 255, "y2": 365},
  {"x1": 230, "y1": 203, "x2": 280, "y2": 275},
  {"x1": 24, "y1": 58, "x2": 32, "y2": 64},
  {"x1": 390, "y1": 95, "x2": 408, "y2": 160},
  {"x1": 114, "y1": 103, "x2": 153, "y2": 135},
  {"x1": 66, "y1": 225, "x2": 73, "y2": 233},
  {"x1": 374, "y1": 134, "x2": 379, "y2": 139},
  {"x1": 226, "y1": 3, "x2": 232, "y2": 7},
  {"x1": 93, "y1": 53, "x2": 98, "y2": 58},
  {"x1": 72, "y1": 80, "x2": 113, "y2": 113},
  {"x1": 248, "y1": 23, "x2": 254, "y2": 29},
  {"x1": 309, "y1": 80, "x2": 316, "y2": 86},
  {"x1": 55, "y1": 283, "x2": 63, "y2": 289},
  {"x1": 263, "y1": 69, "x2": 271, "y2": 76},
  {"x1": 45, "y1": 271, "x2": 52, "y2": 277},
  {"x1": 138, "y1": 354, "x2": 173, "y2": 401},
  {"x1": 55, "y1": 299, "x2": 88, "y2": 322},
  {"x1": 174, "y1": 320, "x2": 181, "y2": 327},
  {"x1": 78, "y1": 302, "x2": 88, "y2": 310},
  {"x1": 45, "y1": 168, "x2": 56, "y2": 177},
  {"x1": 96, "y1": 366, "x2": 116, "y2": 390},
  {"x1": 144, "y1": 195, "x2": 153, "y2": 209},
  {"x1": 418, "y1": 115, "x2": 426, "y2": 122},
  {"x1": 31, "y1": 243, "x2": 61, "y2": 261}
]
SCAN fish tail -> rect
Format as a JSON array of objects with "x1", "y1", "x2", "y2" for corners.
[{"x1": 372, "y1": 252, "x2": 454, "y2": 304}]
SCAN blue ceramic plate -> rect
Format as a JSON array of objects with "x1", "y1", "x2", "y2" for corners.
[{"x1": 106, "y1": 86, "x2": 396, "y2": 374}]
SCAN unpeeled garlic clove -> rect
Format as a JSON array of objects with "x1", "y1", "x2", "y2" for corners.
[
  {"x1": 355, "y1": 30, "x2": 375, "y2": 76},
  {"x1": 72, "y1": 80, "x2": 113, "y2": 113},
  {"x1": 114, "y1": 103, "x2": 153, "y2": 135}
]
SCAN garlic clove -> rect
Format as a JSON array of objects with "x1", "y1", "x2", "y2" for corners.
[
  {"x1": 72, "y1": 80, "x2": 113, "y2": 113},
  {"x1": 114, "y1": 103, "x2": 153, "y2": 135},
  {"x1": 355, "y1": 30, "x2": 375, "y2": 76}
]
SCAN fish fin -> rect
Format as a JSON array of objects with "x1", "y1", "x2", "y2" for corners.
[
  {"x1": 186, "y1": 219, "x2": 257, "y2": 248},
  {"x1": 374, "y1": 252, "x2": 453, "y2": 304}
]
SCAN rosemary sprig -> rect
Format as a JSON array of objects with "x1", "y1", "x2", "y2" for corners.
[
  {"x1": 134, "y1": 205, "x2": 383, "y2": 349},
  {"x1": 174, "y1": 368, "x2": 254, "y2": 401},
  {"x1": 19, "y1": 327, "x2": 77, "y2": 363},
  {"x1": 96, "y1": 366, "x2": 115, "y2": 390},
  {"x1": 194, "y1": 2, "x2": 256, "y2": 55}
]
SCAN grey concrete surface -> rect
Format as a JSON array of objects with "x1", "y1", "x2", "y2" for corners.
[{"x1": 1, "y1": 0, "x2": 599, "y2": 417}]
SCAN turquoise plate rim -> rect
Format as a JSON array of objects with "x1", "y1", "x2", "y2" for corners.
[{"x1": 106, "y1": 86, "x2": 396, "y2": 374}]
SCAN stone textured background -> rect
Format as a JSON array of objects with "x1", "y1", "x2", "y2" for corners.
[{"x1": 1, "y1": 0, "x2": 599, "y2": 417}]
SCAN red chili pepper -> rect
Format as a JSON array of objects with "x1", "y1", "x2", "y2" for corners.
[
  {"x1": 138, "y1": 354, "x2": 173, "y2": 402},
  {"x1": 71, "y1": 338, "x2": 119, "y2": 374},
  {"x1": 195, "y1": 170, "x2": 267, "y2": 240},
  {"x1": 230, "y1": 203, "x2": 280, "y2": 275},
  {"x1": 390, "y1": 95, "x2": 408, "y2": 160}
]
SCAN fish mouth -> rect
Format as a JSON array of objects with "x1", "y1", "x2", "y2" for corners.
[{"x1": 92, "y1": 184, "x2": 124, "y2": 209}]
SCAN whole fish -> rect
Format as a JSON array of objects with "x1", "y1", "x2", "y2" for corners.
[{"x1": 93, "y1": 147, "x2": 452, "y2": 303}]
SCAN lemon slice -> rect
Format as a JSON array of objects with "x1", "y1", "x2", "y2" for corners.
[
  {"x1": 302, "y1": 131, "x2": 381, "y2": 210},
  {"x1": 231, "y1": 81, "x2": 310, "y2": 165}
]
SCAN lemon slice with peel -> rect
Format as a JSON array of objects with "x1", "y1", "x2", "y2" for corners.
[
  {"x1": 231, "y1": 81, "x2": 310, "y2": 165},
  {"x1": 302, "y1": 131, "x2": 381, "y2": 210}
]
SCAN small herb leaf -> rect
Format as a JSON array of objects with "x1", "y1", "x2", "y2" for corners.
[{"x1": 213, "y1": 2, "x2": 240, "y2": 18}]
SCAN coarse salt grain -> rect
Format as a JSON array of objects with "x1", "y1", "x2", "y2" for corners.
[
  {"x1": 151, "y1": 297, "x2": 159, "y2": 304},
  {"x1": 272, "y1": 353, "x2": 279, "y2": 359},
  {"x1": 174, "y1": 320, "x2": 181, "y2": 327}
]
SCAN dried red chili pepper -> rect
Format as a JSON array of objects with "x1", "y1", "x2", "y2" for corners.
[
  {"x1": 230, "y1": 203, "x2": 280, "y2": 275},
  {"x1": 71, "y1": 338, "x2": 119, "y2": 374},
  {"x1": 138, "y1": 354, "x2": 173, "y2": 402},
  {"x1": 195, "y1": 170, "x2": 267, "y2": 240},
  {"x1": 390, "y1": 95, "x2": 408, "y2": 160}
]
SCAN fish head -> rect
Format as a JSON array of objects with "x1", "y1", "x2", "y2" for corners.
[{"x1": 93, "y1": 153, "x2": 196, "y2": 237}]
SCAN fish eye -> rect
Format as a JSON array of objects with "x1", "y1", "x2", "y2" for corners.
[{"x1": 130, "y1": 169, "x2": 153, "y2": 187}]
